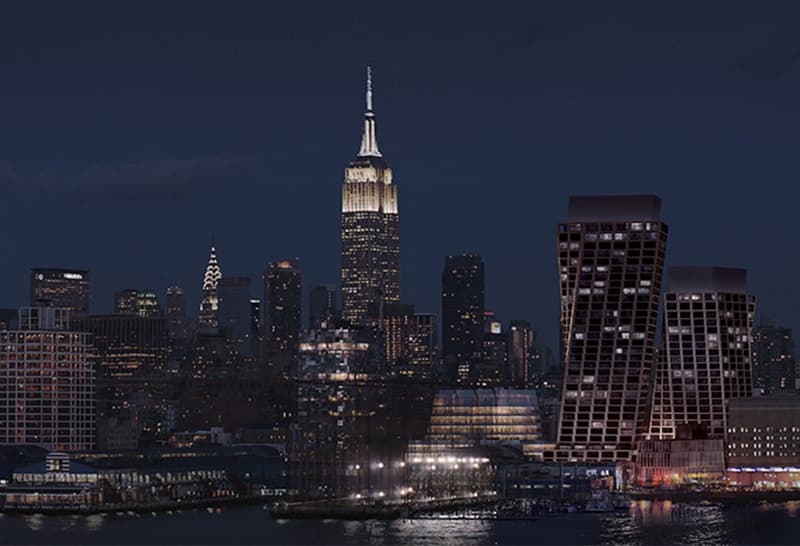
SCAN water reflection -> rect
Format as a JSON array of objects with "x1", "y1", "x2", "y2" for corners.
[
  {"x1": 598, "y1": 500, "x2": 728, "y2": 545},
  {"x1": 85, "y1": 513, "x2": 105, "y2": 531},
  {"x1": 338, "y1": 517, "x2": 492, "y2": 546},
  {"x1": 24, "y1": 513, "x2": 45, "y2": 531},
  {"x1": 389, "y1": 519, "x2": 492, "y2": 546}
]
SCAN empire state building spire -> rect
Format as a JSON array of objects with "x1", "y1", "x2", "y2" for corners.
[
  {"x1": 342, "y1": 66, "x2": 399, "y2": 327},
  {"x1": 358, "y1": 66, "x2": 382, "y2": 158}
]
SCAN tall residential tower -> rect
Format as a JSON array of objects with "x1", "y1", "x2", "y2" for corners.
[
  {"x1": 340, "y1": 67, "x2": 400, "y2": 327},
  {"x1": 552, "y1": 195, "x2": 668, "y2": 462},
  {"x1": 648, "y1": 267, "x2": 755, "y2": 439}
]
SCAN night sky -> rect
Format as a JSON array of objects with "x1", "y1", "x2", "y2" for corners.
[{"x1": 2, "y1": 2, "x2": 800, "y2": 349}]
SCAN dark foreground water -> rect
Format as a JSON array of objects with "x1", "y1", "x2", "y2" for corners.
[{"x1": 2, "y1": 500, "x2": 800, "y2": 545}]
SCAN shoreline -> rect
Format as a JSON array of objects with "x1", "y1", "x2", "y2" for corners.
[{"x1": 0, "y1": 494, "x2": 274, "y2": 516}]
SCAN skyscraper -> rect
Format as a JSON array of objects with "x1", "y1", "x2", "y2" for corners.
[
  {"x1": 648, "y1": 267, "x2": 755, "y2": 440},
  {"x1": 217, "y1": 276, "x2": 253, "y2": 354},
  {"x1": 308, "y1": 285, "x2": 338, "y2": 330},
  {"x1": 382, "y1": 303, "x2": 415, "y2": 369},
  {"x1": 198, "y1": 242, "x2": 222, "y2": 328},
  {"x1": 264, "y1": 259, "x2": 302, "y2": 353},
  {"x1": 340, "y1": 67, "x2": 400, "y2": 327},
  {"x1": 408, "y1": 313, "x2": 439, "y2": 377},
  {"x1": 553, "y1": 195, "x2": 667, "y2": 462},
  {"x1": 115, "y1": 289, "x2": 162, "y2": 317},
  {"x1": 250, "y1": 298, "x2": 263, "y2": 353},
  {"x1": 441, "y1": 254, "x2": 485, "y2": 386},
  {"x1": 0, "y1": 308, "x2": 94, "y2": 450},
  {"x1": 30, "y1": 268, "x2": 90, "y2": 316},
  {"x1": 507, "y1": 320, "x2": 534, "y2": 387},
  {"x1": 165, "y1": 285, "x2": 190, "y2": 344},
  {"x1": 751, "y1": 318, "x2": 796, "y2": 395}
]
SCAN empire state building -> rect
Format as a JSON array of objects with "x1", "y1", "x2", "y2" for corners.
[{"x1": 341, "y1": 67, "x2": 400, "y2": 326}]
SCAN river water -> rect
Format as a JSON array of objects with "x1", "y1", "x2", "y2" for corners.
[{"x1": 2, "y1": 500, "x2": 800, "y2": 545}]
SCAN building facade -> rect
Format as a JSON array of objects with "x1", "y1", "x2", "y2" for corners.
[
  {"x1": 264, "y1": 259, "x2": 302, "y2": 353},
  {"x1": 647, "y1": 267, "x2": 755, "y2": 440},
  {"x1": 308, "y1": 285, "x2": 338, "y2": 331},
  {"x1": 115, "y1": 289, "x2": 162, "y2": 318},
  {"x1": 217, "y1": 276, "x2": 253, "y2": 354},
  {"x1": 340, "y1": 67, "x2": 400, "y2": 327},
  {"x1": 507, "y1": 320, "x2": 534, "y2": 388},
  {"x1": 441, "y1": 254, "x2": 485, "y2": 386},
  {"x1": 30, "y1": 268, "x2": 90, "y2": 316},
  {"x1": 751, "y1": 318, "x2": 796, "y2": 395},
  {"x1": 552, "y1": 195, "x2": 667, "y2": 462},
  {"x1": 726, "y1": 395, "x2": 800, "y2": 468},
  {"x1": 406, "y1": 313, "x2": 439, "y2": 377},
  {"x1": 0, "y1": 308, "x2": 95, "y2": 450}
]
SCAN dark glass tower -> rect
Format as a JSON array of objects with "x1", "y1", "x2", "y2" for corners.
[
  {"x1": 308, "y1": 285, "x2": 338, "y2": 330},
  {"x1": 30, "y1": 268, "x2": 90, "y2": 316},
  {"x1": 264, "y1": 259, "x2": 302, "y2": 353},
  {"x1": 340, "y1": 67, "x2": 400, "y2": 327},
  {"x1": 553, "y1": 195, "x2": 667, "y2": 462},
  {"x1": 441, "y1": 254, "x2": 485, "y2": 386},
  {"x1": 751, "y1": 317, "x2": 796, "y2": 395}
]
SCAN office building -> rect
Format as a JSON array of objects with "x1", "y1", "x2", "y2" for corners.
[
  {"x1": 308, "y1": 285, "x2": 338, "y2": 330},
  {"x1": 648, "y1": 267, "x2": 755, "y2": 440},
  {"x1": 477, "y1": 311, "x2": 506, "y2": 387},
  {"x1": 165, "y1": 285, "x2": 190, "y2": 342},
  {"x1": 507, "y1": 320, "x2": 534, "y2": 387},
  {"x1": 250, "y1": 299, "x2": 263, "y2": 352},
  {"x1": 441, "y1": 254, "x2": 485, "y2": 386},
  {"x1": 406, "y1": 313, "x2": 438, "y2": 376},
  {"x1": 341, "y1": 67, "x2": 400, "y2": 326},
  {"x1": 115, "y1": 289, "x2": 162, "y2": 318},
  {"x1": 751, "y1": 318, "x2": 796, "y2": 395},
  {"x1": 0, "y1": 308, "x2": 94, "y2": 450},
  {"x1": 552, "y1": 195, "x2": 667, "y2": 462},
  {"x1": 264, "y1": 259, "x2": 301, "y2": 353},
  {"x1": 30, "y1": 268, "x2": 90, "y2": 316},
  {"x1": 217, "y1": 276, "x2": 252, "y2": 354},
  {"x1": 726, "y1": 395, "x2": 800, "y2": 468},
  {"x1": 413, "y1": 388, "x2": 542, "y2": 454},
  {"x1": 381, "y1": 303, "x2": 415, "y2": 369}
]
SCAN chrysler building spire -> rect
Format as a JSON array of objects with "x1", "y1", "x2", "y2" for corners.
[
  {"x1": 358, "y1": 65, "x2": 381, "y2": 158},
  {"x1": 199, "y1": 239, "x2": 222, "y2": 328}
]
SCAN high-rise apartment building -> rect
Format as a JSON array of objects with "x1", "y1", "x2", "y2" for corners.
[
  {"x1": 264, "y1": 259, "x2": 302, "y2": 353},
  {"x1": 0, "y1": 308, "x2": 95, "y2": 450},
  {"x1": 198, "y1": 242, "x2": 222, "y2": 329},
  {"x1": 341, "y1": 67, "x2": 400, "y2": 327},
  {"x1": 115, "y1": 289, "x2": 162, "y2": 317},
  {"x1": 751, "y1": 318, "x2": 796, "y2": 395},
  {"x1": 217, "y1": 276, "x2": 253, "y2": 354},
  {"x1": 441, "y1": 254, "x2": 485, "y2": 386},
  {"x1": 308, "y1": 285, "x2": 338, "y2": 330},
  {"x1": 552, "y1": 195, "x2": 667, "y2": 462},
  {"x1": 648, "y1": 267, "x2": 755, "y2": 440},
  {"x1": 30, "y1": 268, "x2": 90, "y2": 316}
]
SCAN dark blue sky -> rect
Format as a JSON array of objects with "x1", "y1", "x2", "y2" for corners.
[{"x1": 2, "y1": 1, "x2": 800, "y2": 348}]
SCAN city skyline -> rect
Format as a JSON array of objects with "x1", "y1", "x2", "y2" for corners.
[{"x1": 4, "y1": 3, "x2": 800, "y2": 350}]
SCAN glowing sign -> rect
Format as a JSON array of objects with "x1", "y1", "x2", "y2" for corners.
[{"x1": 62, "y1": 273, "x2": 84, "y2": 280}]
